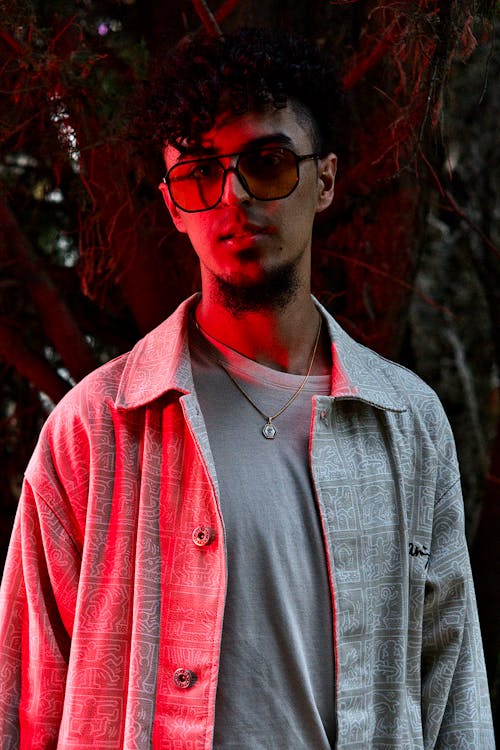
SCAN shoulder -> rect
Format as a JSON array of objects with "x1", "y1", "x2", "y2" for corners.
[
  {"x1": 319, "y1": 300, "x2": 443, "y2": 415},
  {"x1": 35, "y1": 292, "x2": 199, "y2": 445},
  {"x1": 25, "y1": 294, "x2": 198, "y2": 486},
  {"x1": 318, "y1": 301, "x2": 458, "y2": 473},
  {"x1": 37, "y1": 351, "x2": 130, "y2": 445},
  {"x1": 372, "y1": 350, "x2": 444, "y2": 414},
  {"x1": 24, "y1": 353, "x2": 131, "y2": 494}
]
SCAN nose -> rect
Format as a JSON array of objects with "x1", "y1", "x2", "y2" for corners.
[{"x1": 220, "y1": 164, "x2": 251, "y2": 206}]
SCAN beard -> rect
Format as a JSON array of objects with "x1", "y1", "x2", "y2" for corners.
[{"x1": 213, "y1": 258, "x2": 301, "y2": 316}]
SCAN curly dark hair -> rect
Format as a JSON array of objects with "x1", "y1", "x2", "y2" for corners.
[{"x1": 141, "y1": 27, "x2": 343, "y2": 155}]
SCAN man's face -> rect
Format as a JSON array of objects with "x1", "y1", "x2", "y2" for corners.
[{"x1": 160, "y1": 103, "x2": 336, "y2": 309}]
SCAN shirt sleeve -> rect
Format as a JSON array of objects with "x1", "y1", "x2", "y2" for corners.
[
  {"x1": 420, "y1": 472, "x2": 495, "y2": 748},
  {"x1": 0, "y1": 474, "x2": 81, "y2": 749}
]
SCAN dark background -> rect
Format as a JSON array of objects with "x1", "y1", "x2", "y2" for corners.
[{"x1": 1, "y1": 0, "x2": 498, "y2": 737}]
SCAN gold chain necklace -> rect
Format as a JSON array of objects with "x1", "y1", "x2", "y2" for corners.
[{"x1": 194, "y1": 314, "x2": 322, "y2": 440}]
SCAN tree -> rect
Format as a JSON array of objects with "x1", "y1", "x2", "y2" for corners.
[{"x1": 1, "y1": 0, "x2": 498, "y2": 727}]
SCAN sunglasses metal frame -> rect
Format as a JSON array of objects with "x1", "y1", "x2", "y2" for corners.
[{"x1": 163, "y1": 147, "x2": 320, "y2": 213}]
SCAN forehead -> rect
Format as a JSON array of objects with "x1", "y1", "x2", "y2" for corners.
[{"x1": 163, "y1": 102, "x2": 313, "y2": 166}]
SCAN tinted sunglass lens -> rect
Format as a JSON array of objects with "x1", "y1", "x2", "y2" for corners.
[
  {"x1": 167, "y1": 148, "x2": 301, "y2": 211},
  {"x1": 169, "y1": 159, "x2": 223, "y2": 211},
  {"x1": 239, "y1": 149, "x2": 298, "y2": 199}
]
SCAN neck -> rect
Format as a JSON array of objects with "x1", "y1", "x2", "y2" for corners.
[{"x1": 195, "y1": 291, "x2": 331, "y2": 376}]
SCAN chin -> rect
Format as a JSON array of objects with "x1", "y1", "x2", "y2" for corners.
[{"x1": 214, "y1": 261, "x2": 300, "y2": 315}]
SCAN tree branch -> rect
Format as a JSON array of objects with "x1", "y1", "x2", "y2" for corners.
[
  {"x1": 0, "y1": 322, "x2": 71, "y2": 403},
  {"x1": 342, "y1": 29, "x2": 397, "y2": 90},
  {"x1": 192, "y1": 0, "x2": 224, "y2": 38},
  {"x1": 419, "y1": 148, "x2": 500, "y2": 261},
  {"x1": 0, "y1": 196, "x2": 98, "y2": 382},
  {"x1": 321, "y1": 248, "x2": 455, "y2": 318}
]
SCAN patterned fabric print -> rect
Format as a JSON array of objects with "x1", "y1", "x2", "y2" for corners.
[
  {"x1": 310, "y1": 308, "x2": 494, "y2": 748},
  {"x1": 0, "y1": 294, "x2": 494, "y2": 749}
]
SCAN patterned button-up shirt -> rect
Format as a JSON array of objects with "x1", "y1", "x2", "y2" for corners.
[{"x1": 0, "y1": 295, "x2": 494, "y2": 748}]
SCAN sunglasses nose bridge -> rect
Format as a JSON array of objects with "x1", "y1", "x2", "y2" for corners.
[{"x1": 219, "y1": 158, "x2": 252, "y2": 204}]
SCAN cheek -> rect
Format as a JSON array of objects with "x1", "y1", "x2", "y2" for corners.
[
  {"x1": 286, "y1": 186, "x2": 318, "y2": 229},
  {"x1": 182, "y1": 216, "x2": 208, "y2": 236},
  {"x1": 181, "y1": 216, "x2": 218, "y2": 253}
]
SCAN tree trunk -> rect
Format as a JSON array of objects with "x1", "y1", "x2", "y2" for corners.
[{"x1": 0, "y1": 197, "x2": 97, "y2": 382}]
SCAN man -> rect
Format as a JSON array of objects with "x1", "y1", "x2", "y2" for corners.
[{"x1": 0, "y1": 27, "x2": 494, "y2": 749}]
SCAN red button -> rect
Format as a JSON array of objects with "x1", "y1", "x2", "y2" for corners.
[
  {"x1": 173, "y1": 668, "x2": 196, "y2": 689},
  {"x1": 192, "y1": 526, "x2": 216, "y2": 547}
]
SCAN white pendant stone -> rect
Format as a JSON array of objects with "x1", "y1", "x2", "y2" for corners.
[{"x1": 262, "y1": 421, "x2": 277, "y2": 439}]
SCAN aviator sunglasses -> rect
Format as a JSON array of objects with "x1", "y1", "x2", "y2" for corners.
[{"x1": 163, "y1": 146, "x2": 320, "y2": 213}]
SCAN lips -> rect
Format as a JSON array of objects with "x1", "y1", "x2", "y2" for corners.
[{"x1": 219, "y1": 223, "x2": 274, "y2": 241}]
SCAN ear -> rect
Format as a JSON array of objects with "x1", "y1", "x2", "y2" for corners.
[
  {"x1": 316, "y1": 153, "x2": 337, "y2": 214},
  {"x1": 159, "y1": 181, "x2": 188, "y2": 234}
]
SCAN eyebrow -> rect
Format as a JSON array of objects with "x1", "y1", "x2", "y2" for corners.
[{"x1": 175, "y1": 133, "x2": 295, "y2": 162}]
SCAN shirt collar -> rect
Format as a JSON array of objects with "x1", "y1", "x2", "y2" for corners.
[
  {"x1": 314, "y1": 298, "x2": 407, "y2": 412},
  {"x1": 115, "y1": 293, "x2": 406, "y2": 413},
  {"x1": 114, "y1": 294, "x2": 198, "y2": 410}
]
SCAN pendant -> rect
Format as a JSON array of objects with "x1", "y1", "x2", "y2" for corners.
[{"x1": 262, "y1": 420, "x2": 277, "y2": 439}]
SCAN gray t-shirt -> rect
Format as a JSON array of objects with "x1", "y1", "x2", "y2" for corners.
[{"x1": 189, "y1": 320, "x2": 336, "y2": 749}]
